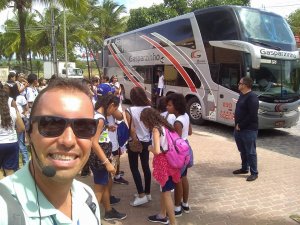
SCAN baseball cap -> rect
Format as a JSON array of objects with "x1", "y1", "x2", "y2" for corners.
[{"x1": 97, "y1": 83, "x2": 115, "y2": 96}]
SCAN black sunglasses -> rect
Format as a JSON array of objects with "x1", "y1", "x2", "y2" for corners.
[{"x1": 31, "y1": 116, "x2": 98, "y2": 139}]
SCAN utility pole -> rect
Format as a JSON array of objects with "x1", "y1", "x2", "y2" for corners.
[
  {"x1": 63, "y1": 7, "x2": 68, "y2": 78},
  {"x1": 51, "y1": 2, "x2": 58, "y2": 76}
]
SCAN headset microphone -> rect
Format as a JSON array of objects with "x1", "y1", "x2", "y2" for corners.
[
  {"x1": 41, "y1": 165, "x2": 56, "y2": 177},
  {"x1": 29, "y1": 136, "x2": 57, "y2": 177}
]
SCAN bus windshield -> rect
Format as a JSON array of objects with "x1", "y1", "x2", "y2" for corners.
[
  {"x1": 251, "y1": 59, "x2": 300, "y2": 102},
  {"x1": 237, "y1": 8, "x2": 295, "y2": 49}
]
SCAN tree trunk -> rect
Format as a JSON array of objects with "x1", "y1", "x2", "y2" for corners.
[
  {"x1": 88, "y1": 46, "x2": 101, "y2": 76},
  {"x1": 85, "y1": 46, "x2": 91, "y2": 80},
  {"x1": 29, "y1": 51, "x2": 33, "y2": 73},
  {"x1": 16, "y1": 1, "x2": 27, "y2": 72}
]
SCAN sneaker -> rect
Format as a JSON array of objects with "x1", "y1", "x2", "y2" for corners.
[
  {"x1": 104, "y1": 207, "x2": 127, "y2": 221},
  {"x1": 148, "y1": 214, "x2": 169, "y2": 224},
  {"x1": 118, "y1": 171, "x2": 125, "y2": 177},
  {"x1": 246, "y1": 174, "x2": 258, "y2": 181},
  {"x1": 113, "y1": 177, "x2": 129, "y2": 185},
  {"x1": 181, "y1": 203, "x2": 190, "y2": 213},
  {"x1": 80, "y1": 171, "x2": 90, "y2": 177},
  {"x1": 130, "y1": 195, "x2": 148, "y2": 206},
  {"x1": 232, "y1": 169, "x2": 249, "y2": 174},
  {"x1": 134, "y1": 193, "x2": 152, "y2": 201},
  {"x1": 110, "y1": 195, "x2": 121, "y2": 205},
  {"x1": 174, "y1": 209, "x2": 182, "y2": 217}
]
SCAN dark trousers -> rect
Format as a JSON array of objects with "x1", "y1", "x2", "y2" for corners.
[
  {"x1": 127, "y1": 141, "x2": 151, "y2": 194},
  {"x1": 234, "y1": 129, "x2": 258, "y2": 175}
]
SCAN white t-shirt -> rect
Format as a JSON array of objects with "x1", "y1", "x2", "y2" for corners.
[
  {"x1": 107, "y1": 115, "x2": 119, "y2": 152},
  {"x1": 152, "y1": 126, "x2": 168, "y2": 152},
  {"x1": 0, "y1": 107, "x2": 18, "y2": 144},
  {"x1": 7, "y1": 97, "x2": 13, "y2": 107},
  {"x1": 16, "y1": 81, "x2": 26, "y2": 96},
  {"x1": 175, "y1": 113, "x2": 190, "y2": 140},
  {"x1": 25, "y1": 86, "x2": 38, "y2": 103},
  {"x1": 16, "y1": 95, "x2": 28, "y2": 118},
  {"x1": 160, "y1": 111, "x2": 176, "y2": 126},
  {"x1": 158, "y1": 75, "x2": 164, "y2": 89},
  {"x1": 127, "y1": 106, "x2": 151, "y2": 142}
]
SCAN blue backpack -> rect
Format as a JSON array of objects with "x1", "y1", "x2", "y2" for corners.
[{"x1": 117, "y1": 121, "x2": 130, "y2": 147}]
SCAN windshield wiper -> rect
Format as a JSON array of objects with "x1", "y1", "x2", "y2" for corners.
[{"x1": 251, "y1": 40, "x2": 281, "y2": 50}]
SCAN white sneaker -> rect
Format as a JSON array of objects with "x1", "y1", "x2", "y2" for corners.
[
  {"x1": 134, "y1": 193, "x2": 152, "y2": 201},
  {"x1": 130, "y1": 195, "x2": 148, "y2": 206}
]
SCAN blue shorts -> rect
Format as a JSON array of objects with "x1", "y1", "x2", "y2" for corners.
[
  {"x1": 160, "y1": 176, "x2": 175, "y2": 192},
  {"x1": 91, "y1": 168, "x2": 109, "y2": 185},
  {"x1": 0, "y1": 142, "x2": 19, "y2": 170},
  {"x1": 181, "y1": 167, "x2": 188, "y2": 177}
]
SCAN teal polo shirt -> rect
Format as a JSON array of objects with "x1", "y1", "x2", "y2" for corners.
[{"x1": 0, "y1": 163, "x2": 101, "y2": 225}]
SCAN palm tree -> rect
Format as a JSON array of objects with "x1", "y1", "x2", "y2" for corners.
[{"x1": 0, "y1": 0, "x2": 89, "y2": 71}]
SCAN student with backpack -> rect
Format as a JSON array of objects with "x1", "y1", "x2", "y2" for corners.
[
  {"x1": 89, "y1": 93, "x2": 127, "y2": 221},
  {"x1": 166, "y1": 93, "x2": 193, "y2": 217},
  {"x1": 140, "y1": 108, "x2": 180, "y2": 225}
]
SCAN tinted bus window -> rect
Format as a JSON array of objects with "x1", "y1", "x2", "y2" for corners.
[
  {"x1": 196, "y1": 10, "x2": 239, "y2": 42},
  {"x1": 139, "y1": 19, "x2": 195, "y2": 50},
  {"x1": 165, "y1": 65, "x2": 201, "y2": 88}
]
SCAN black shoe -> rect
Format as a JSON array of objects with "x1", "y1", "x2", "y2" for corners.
[
  {"x1": 80, "y1": 171, "x2": 90, "y2": 177},
  {"x1": 113, "y1": 177, "x2": 129, "y2": 185},
  {"x1": 148, "y1": 214, "x2": 169, "y2": 224},
  {"x1": 118, "y1": 171, "x2": 125, "y2": 177},
  {"x1": 181, "y1": 203, "x2": 190, "y2": 213},
  {"x1": 233, "y1": 169, "x2": 249, "y2": 174},
  {"x1": 174, "y1": 209, "x2": 182, "y2": 217},
  {"x1": 246, "y1": 174, "x2": 258, "y2": 181},
  {"x1": 110, "y1": 195, "x2": 121, "y2": 205},
  {"x1": 104, "y1": 207, "x2": 127, "y2": 221}
]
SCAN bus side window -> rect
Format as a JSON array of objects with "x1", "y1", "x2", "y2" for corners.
[{"x1": 219, "y1": 64, "x2": 240, "y2": 91}]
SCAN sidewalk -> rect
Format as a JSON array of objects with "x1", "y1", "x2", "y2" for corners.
[{"x1": 78, "y1": 129, "x2": 300, "y2": 225}]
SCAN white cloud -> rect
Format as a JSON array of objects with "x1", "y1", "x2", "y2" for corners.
[{"x1": 251, "y1": 0, "x2": 300, "y2": 18}]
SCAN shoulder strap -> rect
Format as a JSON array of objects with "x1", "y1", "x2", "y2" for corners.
[
  {"x1": 84, "y1": 187, "x2": 100, "y2": 225},
  {"x1": 0, "y1": 183, "x2": 26, "y2": 225},
  {"x1": 128, "y1": 107, "x2": 133, "y2": 131}
]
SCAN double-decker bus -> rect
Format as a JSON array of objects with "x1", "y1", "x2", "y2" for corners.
[{"x1": 101, "y1": 5, "x2": 300, "y2": 129}]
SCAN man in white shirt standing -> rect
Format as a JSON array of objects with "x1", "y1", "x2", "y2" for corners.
[{"x1": 156, "y1": 68, "x2": 165, "y2": 97}]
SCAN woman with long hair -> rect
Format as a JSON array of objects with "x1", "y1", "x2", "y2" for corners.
[
  {"x1": 125, "y1": 87, "x2": 152, "y2": 206},
  {"x1": 140, "y1": 108, "x2": 179, "y2": 225},
  {"x1": 0, "y1": 89, "x2": 25, "y2": 177}
]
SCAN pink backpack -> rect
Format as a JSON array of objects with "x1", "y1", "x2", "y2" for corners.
[{"x1": 165, "y1": 128, "x2": 190, "y2": 169}]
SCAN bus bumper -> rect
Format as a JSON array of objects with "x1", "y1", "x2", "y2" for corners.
[{"x1": 258, "y1": 110, "x2": 300, "y2": 129}]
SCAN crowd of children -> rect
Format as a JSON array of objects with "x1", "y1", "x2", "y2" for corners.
[{"x1": 0, "y1": 72, "x2": 193, "y2": 225}]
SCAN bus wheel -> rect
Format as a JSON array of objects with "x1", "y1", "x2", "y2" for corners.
[{"x1": 187, "y1": 97, "x2": 205, "y2": 125}]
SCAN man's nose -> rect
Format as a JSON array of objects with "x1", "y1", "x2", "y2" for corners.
[{"x1": 58, "y1": 125, "x2": 76, "y2": 149}]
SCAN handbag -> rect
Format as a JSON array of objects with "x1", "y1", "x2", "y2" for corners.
[
  {"x1": 127, "y1": 107, "x2": 143, "y2": 153},
  {"x1": 128, "y1": 139, "x2": 143, "y2": 153}
]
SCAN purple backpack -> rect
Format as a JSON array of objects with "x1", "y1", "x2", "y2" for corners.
[{"x1": 165, "y1": 128, "x2": 190, "y2": 169}]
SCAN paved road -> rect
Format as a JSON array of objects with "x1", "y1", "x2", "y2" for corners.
[{"x1": 78, "y1": 120, "x2": 300, "y2": 225}]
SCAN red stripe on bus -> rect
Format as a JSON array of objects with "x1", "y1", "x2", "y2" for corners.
[
  {"x1": 108, "y1": 45, "x2": 142, "y2": 88},
  {"x1": 141, "y1": 35, "x2": 197, "y2": 93}
]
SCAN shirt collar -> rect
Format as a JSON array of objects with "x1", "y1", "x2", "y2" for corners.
[{"x1": 11, "y1": 163, "x2": 91, "y2": 221}]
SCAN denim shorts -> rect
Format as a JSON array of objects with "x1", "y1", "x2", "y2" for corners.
[
  {"x1": 91, "y1": 168, "x2": 109, "y2": 185},
  {"x1": 0, "y1": 142, "x2": 19, "y2": 170},
  {"x1": 160, "y1": 176, "x2": 175, "y2": 192}
]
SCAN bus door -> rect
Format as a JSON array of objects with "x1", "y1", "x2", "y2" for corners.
[
  {"x1": 134, "y1": 66, "x2": 153, "y2": 100},
  {"x1": 152, "y1": 66, "x2": 164, "y2": 107},
  {"x1": 217, "y1": 63, "x2": 241, "y2": 126}
]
